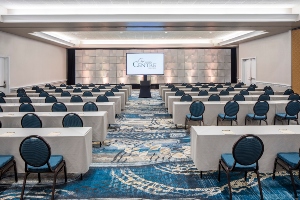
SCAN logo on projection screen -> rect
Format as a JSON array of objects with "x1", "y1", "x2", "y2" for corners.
[{"x1": 133, "y1": 58, "x2": 156, "y2": 69}]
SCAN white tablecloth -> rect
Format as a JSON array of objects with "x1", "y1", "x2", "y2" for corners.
[
  {"x1": 0, "y1": 102, "x2": 116, "y2": 124},
  {"x1": 190, "y1": 125, "x2": 300, "y2": 173},
  {"x1": 0, "y1": 127, "x2": 92, "y2": 173},
  {"x1": 0, "y1": 112, "x2": 108, "y2": 141}
]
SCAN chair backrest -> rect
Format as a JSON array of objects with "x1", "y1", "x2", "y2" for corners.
[
  {"x1": 0, "y1": 97, "x2": 6, "y2": 103},
  {"x1": 111, "y1": 88, "x2": 119, "y2": 92},
  {"x1": 19, "y1": 96, "x2": 32, "y2": 103},
  {"x1": 233, "y1": 94, "x2": 245, "y2": 101},
  {"x1": 175, "y1": 90, "x2": 185, "y2": 96},
  {"x1": 219, "y1": 90, "x2": 229, "y2": 96},
  {"x1": 0, "y1": 106, "x2": 2, "y2": 112},
  {"x1": 240, "y1": 89, "x2": 249, "y2": 95},
  {"x1": 92, "y1": 87, "x2": 100, "y2": 92},
  {"x1": 168, "y1": 84, "x2": 174, "y2": 88},
  {"x1": 224, "y1": 82, "x2": 231, "y2": 86},
  {"x1": 0, "y1": 91, "x2": 5, "y2": 97},
  {"x1": 208, "y1": 94, "x2": 220, "y2": 101},
  {"x1": 189, "y1": 100, "x2": 205, "y2": 117},
  {"x1": 35, "y1": 88, "x2": 44, "y2": 93},
  {"x1": 253, "y1": 101, "x2": 269, "y2": 116},
  {"x1": 283, "y1": 89, "x2": 294, "y2": 95},
  {"x1": 83, "y1": 101, "x2": 98, "y2": 111},
  {"x1": 19, "y1": 135, "x2": 51, "y2": 167},
  {"x1": 98, "y1": 85, "x2": 106, "y2": 89},
  {"x1": 83, "y1": 91, "x2": 93, "y2": 97},
  {"x1": 62, "y1": 113, "x2": 83, "y2": 127},
  {"x1": 51, "y1": 102, "x2": 67, "y2": 112},
  {"x1": 19, "y1": 103, "x2": 35, "y2": 112},
  {"x1": 75, "y1": 83, "x2": 82, "y2": 87},
  {"x1": 180, "y1": 94, "x2": 193, "y2": 102},
  {"x1": 198, "y1": 90, "x2": 208, "y2": 96},
  {"x1": 247, "y1": 86, "x2": 255, "y2": 91},
  {"x1": 49, "y1": 85, "x2": 56, "y2": 89},
  {"x1": 239, "y1": 82, "x2": 245, "y2": 85},
  {"x1": 38, "y1": 91, "x2": 49, "y2": 97},
  {"x1": 250, "y1": 84, "x2": 257, "y2": 88},
  {"x1": 61, "y1": 91, "x2": 71, "y2": 97},
  {"x1": 195, "y1": 82, "x2": 202, "y2": 86},
  {"x1": 17, "y1": 88, "x2": 25, "y2": 93},
  {"x1": 73, "y1": 88, "x2": 82, "y2": 93},
  {"x1": 105, "y1": 91, "x2": 114, "y2": 96},
  {"x1": 264, "y1": 89, "x2": 274, "y2": 95},
  {"x1": 21, "y1": 113, "x2": 42, "y2": 128},
  {"x1": 201, "y1": 85, "x2": 209, "y2": 88},
  {"x1": 17, "y1": 92, "x2": 27, "y2": 97},
  {"x1": 224, "y1": 100, "x2": 239, "y2": 117},
  {"x1": 70, "y1": 95, "x2": 83, "y2": 102},
  {"x1": 186, "y1": 84, "x2": 193, "y2": 88},
  {"x1": 216, "y1": 84, "x2": 223, "y2": 88},
  {"x1": 208, "y1": 83, "x2": 215, "y2": 86},
  {"x1": 171, "y1": 87, "x2": 179, "y2": 91},
  {"x1": 104, "y1": 83, "x2": 111, "y2": 86},
  {"x1": 81, "y1": 85, "x2": 89, "y2": 89},
  {"x1": 234, "y1": 84, "x2": 242, "y2": 88},
  {"x1": 55, "y1": 88, "x2": 63, "y2": 93},
  {"x1": 232, "y1": 134, "x2": 264, "y2": 166},
  {"x1": 120, "y1": 83, "x2": 125, "y2": 86},
  {"x1": 258, "y1": 94, "x2": 270, "y2": 101},
  {"x1": 89, "y1": 83, "x2": 95, "y2": 87},
  {"x1": 181, "y1": 83, "x2": 187, "y2": 86},
  {"x1": 115, "y1": 85, "x2": 122, "y2": 89},
  {"x1": 288, "y1": 93, "x2": 300, "y2": 100},
  {"x1": 45, "y1": 83, "x2": 51, "y2": 87},
  {"x1": 226, "y1": 87, "x2": 234, "y2": 91},
  {"x1": 96, "y1": 95, "x2": 109, "y2": 102},
  {"x1": 45, "y1": 95, "x2": 57, "y2": 103},
  {"x1": 209, "y1": 87, "x2": 218, "y2": 91},
  {"x1": 66, "y1": 85, "x2": 73, "y2": 89},
  {"x1": 191, "y1": 87, "x2": 199, "y2": 91},
  {"x1": 285, "y1": 100, "x2": 300, "y2": 116},
  {"x1": 32, "y1": 86, "x2": 39, "y2": 90},
  {"x1": 60, "y1": 83, "x2": 66, "y2": 87},
  {"x1": 263, "y1": 86, "x2": 272, "y2": 91}
]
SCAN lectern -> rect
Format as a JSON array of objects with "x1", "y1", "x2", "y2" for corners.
[{"x1": 139, "y1": 75, "x2": 151, "y2": 98}]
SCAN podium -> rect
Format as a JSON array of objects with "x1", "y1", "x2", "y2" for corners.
[{"x1": 139, "y1": 80, "x2": 151, "y2": 98}]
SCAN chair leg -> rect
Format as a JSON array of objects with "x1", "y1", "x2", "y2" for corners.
[
  {"x1": 297, "y1": 119, "x2": 299, "y2": 125},
  {"x1": 218, "y1": 160, "x2": 221, "y2": 182},
  {"x1": 21, "y1": 172, "x2": 29, "y2": 200},
  {"x1": 185, "y1": 118, "x2": 187, "y2": 130},
  {"x1": 51, "y1": 172, "x2": 58, "y2": 200},
  {"x1": 272, "y1": 158, "x2": 277, "y2": 180},
  {"x1": 38, "y1": 173, "x2": 41, "y2": 183},
  {"x1": 255, "y1": 170, "x2": 264, "y2": 200},
  {"x1": 13, "y1": 160, "x2": 18, "y2": 182},
  {"x1": 226, "y1": 171, "x2": 232, "y2": 200},
  {"x1": 217, "y1": 117, "x2": 219, "y2": 126},
  {"x1": 175, "y1": 124, "x2": 178, "y2": 129},
  {"x1": 265, "y1": 120, "x2": 268, "y2": 125},
  {"x1": 64, "y1": 162, "x2": 67, "y2": 183},
  {"x1": 288, "y1": 119, "x2": 290, "y2": 125},
  {"x1": 244, "y1": 171, "x2": 247, "y2": 181},
  {"x1": 230, "y1": 120, "x2": 233, "y2": 126},
  {"x1": 200, "y1": 171, "x2": 202, "y2": 179},
  {"x1": 274, "y1": 117, "x2": 276, "y2": 125},
  {"x1": 259, "y1": 120, "x2": 261, "y2": 125},
  {"x1": 245, "y1": 117, "x2": 247, "y2": 125},
  {"x1": 289, "y1": 168, "x2": 298, "y2": 198}
]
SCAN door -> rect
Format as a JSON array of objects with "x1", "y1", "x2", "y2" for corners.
[
  {"x1": 0, "y1": 57, "x2": 9, "y2": 94},
  {"x1": 242, "y1": 58, "x2": 256, "y2": 85}
]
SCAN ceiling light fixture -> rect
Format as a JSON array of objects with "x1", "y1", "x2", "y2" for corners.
[{"x1": 29, "y1": 32, "x2": 75, "y2": 47}]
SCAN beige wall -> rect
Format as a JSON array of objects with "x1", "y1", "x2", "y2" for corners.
[{"x1": 0, "y1": 31, "x2": 67, "y2": 89}]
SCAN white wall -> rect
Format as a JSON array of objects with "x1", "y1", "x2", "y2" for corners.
[
  {"x1": 0, "y1": 31, "x2": 67, "y2": 89},
  {"x1": 239, "y1": 31, "x2": 291, "y2": 90}
]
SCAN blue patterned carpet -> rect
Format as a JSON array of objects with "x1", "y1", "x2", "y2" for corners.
[{"x1": 0, "y1": 90, "x2": 299, "y2": 199}]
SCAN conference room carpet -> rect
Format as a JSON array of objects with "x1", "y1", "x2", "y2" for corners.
[{"x1": 0, "y1": 90, "x2": 299, "y2": 199}]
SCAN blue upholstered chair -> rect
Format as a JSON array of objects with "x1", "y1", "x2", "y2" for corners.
[
  {"x1": 216, "y1": 84, "x2": 223, "y2": 88},
  {"x1": 60, "y1": 83, "x2": 66, "y2": 87},
  {"x1": 21, "y1": 113, "x2": 42, "y2": 128},
  {"x1": 0, "y1": 106, "x2": 3, "y2": 112},
  {"x1": 45, "y1": 83, "x2": 51, "y2": 87},
  {"x1": 250, "y1": 84, "x2": 257, "y2": 88},
  {"x1": 283, "y1": 89, "x2": 294, "y2": 95},
  {"x1": 73, "y1": 88, "x2": 82, "y2": 93},
  {"x1": 36, "y1": 88, "x2": 44, "y2": 93},
  {"x1": 263, "y1": 86, "x2": 272, "y2": 91},
  {"x1": 171, "y1": 87, "x2": 179, "y2": 92},
  {"x1": 245, "y1": 101, "x2": 269, "y2": 125},
  {"x1": 165, "y1": 83, "x2": 170, "y2": 86},
  {"x1": 104, "y1": 83, "x2": 111, "y2": 86},
  {"x1": 83, "y1": 101, "x2": 98, "y2": 111},
  {"x1": 274, "y1": 100, "x2": 300, "y2": 125},
  {"x1": 185, "y1": 100, "x2": 205, "y2": 129},
  {"x1": 66, "y1": 85, "x2": 73, "y2": 89},
  {"x1": 61, "y1": 91, "x2": 71, "y2": 97},
  {"x1": 208, "y1": 83, "x2": 215, "y2": 86},
  {"x1": 198, "y1": 90, "x2": 208, "y2": 96},
  {"x1": 19, "y1": 135, "x2": 67, "y2": 200},
  {"x1": 264, "y1": 89, "x2": 274, "y2": 95},
  {"x1": 51, "y1": 102, "x2": 67, "y2": 112},
  {"x1": 19, "y1": 96, "x2": 32, "y2": 103},
  {"x1": 258, "y1": 94, "x2": 270, "y2": 101},
  {"x1": 226, "y1": 87, "x2": 234, "y2": 92},
  {"x1": 191, "y1": 87, "x2": 199, "y2": 91},
  {"x1": 75, "y1": 83, "x2": 82, "y2": 87},
  {"x1": 55, "y1": 88, "x2": 63, "y2": 93},
  {"x1": 70, "y1": 95, "x2": 83, "y2": 102},
  {"x1": 288, "y1": 93, "x2": 300, "y2": 100},
  {"x1": 105, "y1": 91, "x2": 114, "y2": 96},
  {"x1": 273, "y1": 150, "x2": 300, "y2": 198},
  {"x1": 45, "y1": 95, "x2": 57, "y2": 103},
  {"x1": 0, "y1": 96, "x2": 6, "y2": 103},
  {"x1": 233, "y1": 94, "x2": 245, "y2": 101},
  {"x1": 120, "y1": 83, "x2": 125, "y2": 86},
  {"x1": 81, "y1": 85, "x2": 89, "y2": 89},
  {"x1": 49, "y1": 85, "x2": 56, "y2": 89},
  {"x1": 17, "y1": 92, "x2": 27, "y2": 97},
  {"x1": 116, "y1": 85, "x2": 122, "y2": 89},
  {"x1": 224, "y1": 82, "x2": 231, "y2": 86},
  {"x1": 247, "y1": 86, "x2": 255, "y2": 91},
  {"x1": 234, "y1": 84, "x2": 242, "y2": 88},
  {"x1": 39, "y1": 91, "x2": 49, "y2": 97},
  {"x1": 98, "y1": 85, "x2": 106, "y2": 89},
  {"x1": 240, "y1": 89, "x2": 249, "y2": 95},
  {"x1": 92, "y1": 87, "x2": 100, "y2": 92},
  {"x1": 195, "y1": 82, "x2": 202, "y2": 86},
  {"x1": 19, "y1": 103, "x2": 35, "y2": 112},
  {"x1": 208, "y1": 94, "x2": 220, "y2": 101},
  {"x1": 96, "y1": 95, "x2": 109, "y2": 102},
  {"x1": 219, "y1": 90, "x2": 229, "y2": 96},
  {"x1": 83, "y1": 91, "x2": 93, "y2": 97},
  {"x1": 168, "y1": 84, "x2": 174, "y2": 88},
  {"x1": 181, "y1": 83, "x2": 187, "y2": 86},
  {"x1": 180, "y1": 94, "x2": 192, "y2": 102},
  {"x1": 218, "y1": 134, "x2": 264, "y2": 200},
  {"x1": 175, "y1": 90, "x2": 185, "y2": 96},
  {"x1": 111, "y1": 88, "x2": 119, "y2": 92},
  {"x1": 209, "y1": 87, "x2": 218, "y2": 92},
  {"x1": 201, "y1": 84, "x2": 209, "y2": 88},
  {"x1": 17, "y1": 88, "x2": 25, "y2": 94},
  {"x1": 0, "y1": 154, "x2": 17, "y2": 183},
  {"x1": 0, "y1": 91, "x2": 5, "y2": 97},
  {"x1": 89, "y1": 83, "x2": 95, "y2": 87},
  {"x1": 32, "y1": 85, "x2": 39, "y2": 90},
  {"x1": 217, "y1": 100, "x2": 239, "y2": 126},
  {"x1": 62, "y1": 113, "x2": 83, "y2": 127},
  {"x1": 186, "y1": 84, "x2": 193, "y2": 88}
]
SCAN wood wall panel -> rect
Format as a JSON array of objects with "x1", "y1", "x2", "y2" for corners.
[{"x1": 292, "y1": 30, "x2": 300, "y2": 93}]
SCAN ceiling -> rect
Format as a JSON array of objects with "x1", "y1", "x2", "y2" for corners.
[{"x1": 0, "y1": 0, "x2": 300, "y2": 48}]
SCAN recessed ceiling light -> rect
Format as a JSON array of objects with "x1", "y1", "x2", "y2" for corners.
[
  {"x1": 199, "y1": 37, "x2": 202, "y2": 38},
  {"x1": 165, "y1": 32, "x2": 168, "y2": 33},
  {"x1": 120, "y1": 32, "x2": 123, "y2": 34},
  {"x1": 209, "y1": 32, "x2": 212, "y2": 34}
]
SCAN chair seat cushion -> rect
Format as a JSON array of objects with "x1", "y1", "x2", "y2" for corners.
[
  {"x1": 186, "y1": 114, "x2": 203, "y2": 120},
  {"x1": 218, "y1": 113, "x2": 236, "y2": 120},
  {"x1": 28, "y1": 155, "x2": 63, "y2": 172},
  {"x1": 221, "y1": 153, "x2": 257, "y2": 171},
  {"x1": 275, "y1": 113, "x2": 297, "y2": 119},
  {"x1": 277, "y1": 152, "x2": 300, "y2": 169},
  {"x1": 246, "y1": 113, "x2": 266, "y2": 120},
  {"x1": 0, "y1": 155, "x2": 14, "y2": 168}
]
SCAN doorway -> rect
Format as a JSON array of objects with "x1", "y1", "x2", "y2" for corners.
[
  {"x1": 241, "y1": 58, "x2": 256, "y2": 86},
  {"x1": 0, "y1": 57, "x2": 10, "y2": 94}
]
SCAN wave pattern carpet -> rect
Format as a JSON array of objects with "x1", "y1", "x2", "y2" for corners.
[{"x1": 0, "y1": 90, "x2": 299, "y2": 199}]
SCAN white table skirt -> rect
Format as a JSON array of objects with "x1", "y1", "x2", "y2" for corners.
[
  {"x1": 0, "y1": 127, "x2": 92, "y2": 173},
  {"x1": 173, "y1": 100, "x2": 294, "y2": 126},
  {"x1": 0, "y1": 112, "x2": 108, "y2": 141},
  {"x1": 190, "y1": 125, "x2": 300, "y2": 173},
  {"x1": 0, "y1": 102, "x2": 116, "y2": 124},
  {"x1": 168, "y1": 95, "x2": 289, "y2": 114},
  {"x1": 4, "y1": 96, "x2": 122, "y2": 113}
]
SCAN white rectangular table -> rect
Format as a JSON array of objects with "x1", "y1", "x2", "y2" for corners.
[
  {"x1": 0, "y1": 127, "x2": 92, "y2": 173},
  {"x1": 191, "y1": 125, "x2": 300, "y2": 173},
  {"x1": 0, "y1": 102, "x2": 116, "y2": 124},
  {"x1": 0, "y1": 112, "x2": 108, "y2": 141}
]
